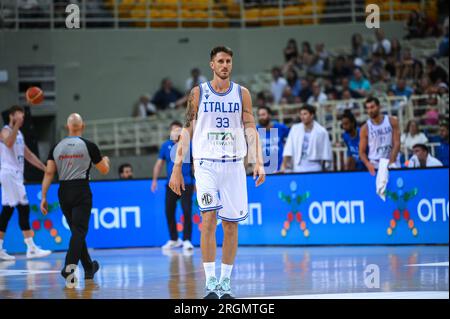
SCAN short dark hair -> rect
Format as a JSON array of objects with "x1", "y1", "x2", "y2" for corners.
[
  {"x1": 365, "y1": 96, "x2": 380, "y2": 106},
  {"x1": 412, "y1": 143, "x2": 429, "y2": 153},
  {"x1": 426, "y1": 57, "x2": 436, "y2": 66},
  {"x1": 405, "y1": 119, "x2": 419, "y2": 133},
  {"x1": 9, "y1": 105, "x2": 24, "y2": 116},
  {"x1": 257, "y1": 106, "x2": 272, "y2": 116},
  {"x1": 342, "y1": 110, "x2": 357, "y2": 128},
  {"x1": 210, "y1": 46, "x2": 233, "y2": 60},
  {"x1": 299, "y1": 104, "x2": 316, "y2": 116},
  {"x1": 118, "y1": 163, "x2": 132, "y2": 175},
  {"x1": 170, "y1": 120, "x2": 182, "y2": 128}
]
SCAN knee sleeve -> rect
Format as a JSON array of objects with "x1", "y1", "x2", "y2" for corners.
[
  {"x1": 17, "y1": 205, "x2": 31, "y2": 231},
  {"x1": 0, "y1": 206, "x2": 15, "y2": 232}
]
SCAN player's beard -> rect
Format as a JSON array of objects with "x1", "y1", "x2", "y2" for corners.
[
  {"x1": 368, "y1": 111, "x2": 379, "y2": 119},
  {"x1": 215, "y1": 70, "x2": 230, "y2": 80},
  {"x1": 259, "y1": 118, "x2": 270, "y2": 127}
]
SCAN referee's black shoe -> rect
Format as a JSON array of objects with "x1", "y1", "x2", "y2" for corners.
[{"x1": 85, "y1": 260, "x2": 100, "y2": 280}]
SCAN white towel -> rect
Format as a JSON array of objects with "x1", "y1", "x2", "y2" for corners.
[
  {"x1": 283, "y1": 121, "x2": 333, "y2": 165},
  {"x1": 376, "y1": 158, "x2": 390, "y2": 201}
]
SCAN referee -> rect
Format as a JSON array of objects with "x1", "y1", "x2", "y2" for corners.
[{"x1": 40, "y1": 113, "x2": 110, "y2": 283}]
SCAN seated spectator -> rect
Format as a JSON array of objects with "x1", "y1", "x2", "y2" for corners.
[
  {"x1": 284, "y1": 38, "x2": 299, "y2": 63},
  {"x1": 337, "y1": 90, "x2": 358, "y2": 111},
  {"x1": 367, "y1": 52, "x2": 385, "y2": 83},
  {"x1": 307, "y1": 81, "x2": 328, "y2": 105},
  {"x1": 407, "y1": 144, "x2": 443, "y2": 168},
  {"x1": 384, "y1": 54, "x2": 397, "y2": 79},
  {"x1": 134, "y1": 94, "x2": 156, "y2": 118},
  {"x1": 285, "y1": 68, "x2": 302, "y2": 99},
  {"x1": 281, "y1": 105, "x2": 332, "y2": 173},
  {"x1": 423, "y1": 104, "x2": 440, "y2": 126},
  {"x1": 415, "y1": 76, "x2": 433, "y2": 95},
  {"x1": 255, "y1": 91, "x2": 270, "y2": 108},
  {"x1": 151, "y1": 78, "x2": 185, "y2": 110},
  {"x1": 323, "y1": 77, "x2": 339, "y2": 98},
  {"x1": 256, "y1": 106, "x2": 290, "y2": 174},
  {"x1": 438, "y1": 82, "x2": 449, "y2": 95},
  {"x1": 391, "y1": 78, "x2": 414, "y2": 99},
  {"x1": 372, "y1": 29, "x2": 391, "y2": 56},
  {"x1": 434, "y1": 122, "x2": 449, "y2": 166},
  {"x1": 351, "y1": 33, "x2": 370, "y2": 61},
  {"x1": 298, "y1": 78, "x2": 313, "y2": 103},
  {"x1": 396, "y1": 48, "x2": 423, "y2": 81},
  {"x1": 185, "y1": 68, "x2": 207, "y2": 92},
  {"x1": 119, "y1": 163, "x2": 134, "y2": 179},
  {"x1": 390, "y1": 38, "x2": 402, "y2": 61},
  {"x1": 405, "y1": 10, "x2": 427, "y2": 39},
  {"x1": 339, "y1": 77, "x2": 362, "y2": 99},
  {"x1": 270, "y1": 66, "x2": 288, "y2": 105},
  {"x1": 387, "y1": 89, "x2": 406, "y2": 111},
  {"x1": 331, "y1": 56, "x2": 352, "y2": 84},
  {"x1": 426, "y1": 57, "x2": 448, "y2": 84},
  {"x1": 341, "y1": 110, "x2": 365, "y2": 171},
  {"x1": 437, "y1": 18, "x2": 449, "y2": 57},
  {"x1": 308, "y1": 43, "x2": 329, "y2": 76},
  {"x1": 350, "y1": 68, "x2": 371, "y2": 96},
  {"x1": 401, "y1": 120, "x2": 429, "y2": 152}
]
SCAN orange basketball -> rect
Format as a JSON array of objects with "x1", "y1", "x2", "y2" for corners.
[{"x1": 26, "y1": 86, "x2": 44, "y2": 105}]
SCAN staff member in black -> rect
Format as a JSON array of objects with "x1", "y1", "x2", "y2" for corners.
[{"x1": 40, "y1": 113, "x2": 110, "y2": 283}]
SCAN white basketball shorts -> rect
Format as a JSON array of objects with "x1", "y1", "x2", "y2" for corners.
[
  {"x1": 193, "y1": 158, "x2": 248, "y2": 222},
  {"x1": 0, "y1": 169, "x2": 29, "y2": 206}
]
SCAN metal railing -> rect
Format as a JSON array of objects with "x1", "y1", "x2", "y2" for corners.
[
  {"x1": 61, "y1": 94, "x2": 449, "y2": 170},
  {"x1": 0, "y1": 0, "x2": 430, "y2": 30}
]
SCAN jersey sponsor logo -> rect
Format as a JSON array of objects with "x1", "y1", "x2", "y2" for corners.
[
  {"x1": 58, "y1": 154, "x2": 84, "y2": 160},
  {"x1": 201, "y1": 193, "x2": 213, "y2": 206},
  {"x1": 207, "y1": 132, "x2": 235, "y2": 146}
]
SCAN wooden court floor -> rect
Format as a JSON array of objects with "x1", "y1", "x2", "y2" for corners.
[{"x1": 0, "y1": 246, "x2": 448, "y2": 299}]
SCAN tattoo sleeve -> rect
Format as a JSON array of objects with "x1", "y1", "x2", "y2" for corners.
[{"x1": 184, "y1": 90, "x2": 197, "y2": 128}]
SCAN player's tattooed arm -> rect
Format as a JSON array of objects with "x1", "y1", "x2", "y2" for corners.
[
  {"x1": 170, "y1": 87, "x2": 198, "y2": 195},
  {"x1": 241, "y1": 86, "x2": 265, "y2": 186},
  {"x1": 179, "y1": 86, "x2": 198, "y2": 157},
  {"x1": 184, "y1": 87, "x2": 199, "y2": 131}
]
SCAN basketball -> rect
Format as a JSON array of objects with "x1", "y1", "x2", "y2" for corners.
[{"x1": 25, "y1": 86, "x2": 44, "y2": 105}]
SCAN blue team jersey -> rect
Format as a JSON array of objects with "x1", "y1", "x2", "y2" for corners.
[
  {"x1": 342, "y1": 128, "x2": 365, "y2": 170},
  {"x1": 158, "y1": 140, "x2": 194, "y2": 185},
  {"x1": 256, "y1": 122, "x2": 290, "y2": 173}
]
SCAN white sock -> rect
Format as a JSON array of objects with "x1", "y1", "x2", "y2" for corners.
[
  {"x1": 0, "y1": 239, "x2": 3, "y2": 250},
  {"x1": 24, "y1": 237, "x2": 36, "y2": 249},
  {"x1": 203, "y1": 262, "x2": 216, "y2": 282},
  {"x1": 220, "y1": 263, "x2": 233, "y2": 282}
]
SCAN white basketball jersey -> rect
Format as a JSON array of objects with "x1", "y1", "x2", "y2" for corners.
[
  {"x1": 0, "y1": 125, "x2": 25, "y2": 173},
  {"x1": 192, "y1": 81, "x2": 247, "y2": 160},
  {"x1": 367, "y1": 115, "x2": 399, "y2": 168}
]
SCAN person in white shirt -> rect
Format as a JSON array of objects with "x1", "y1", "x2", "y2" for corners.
[
  {"x1": 185, "y1": 68, "x2": 207, "y2": 92},
  {"x1": 270, "y1": 67, "x2": 288, "y2": 105},
  {"x1": 401, "y1": 120, "x2": 429, "y2": 152},
  {"x1": 408, "y1": 144, "x2": 443, "y2": 168},
  {"x1": 307, "y1": 81, "x2": 328, "y2": 105},
  {"x1": 136, "y1": 94, "x2": 156, "y2": 118},
  {"x1": 372, "y1": 29, "x2": 391, "y2": 55},
  {"x1": 280, "y1": 105, "x2": 332, "y2": 173}
]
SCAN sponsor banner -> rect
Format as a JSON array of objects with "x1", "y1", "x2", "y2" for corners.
[{"x1": 2, "y1": 168, "x2": 448, "y2": 253}]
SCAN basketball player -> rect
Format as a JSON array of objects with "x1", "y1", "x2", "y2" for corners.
[
  {"x1": 359, "y1": 96, "x2": 401, "y2": 175},
  {"x1": 40, "y1": 113, "x2": 110, "y2": 283},
  {"x1": 169, "y1": 46, "x2": 265, "y2": 299},
  {"x1": 0, "y1": 105, "x2": 51, "y2": 261}
]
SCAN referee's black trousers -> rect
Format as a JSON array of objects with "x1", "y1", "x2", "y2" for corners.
[
  {"x1": 58, "y1": 181, "x2": 93, "y2": 272},
  {"x1": 165, "y1": 184, "x2": 193, "y2": 241}
]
